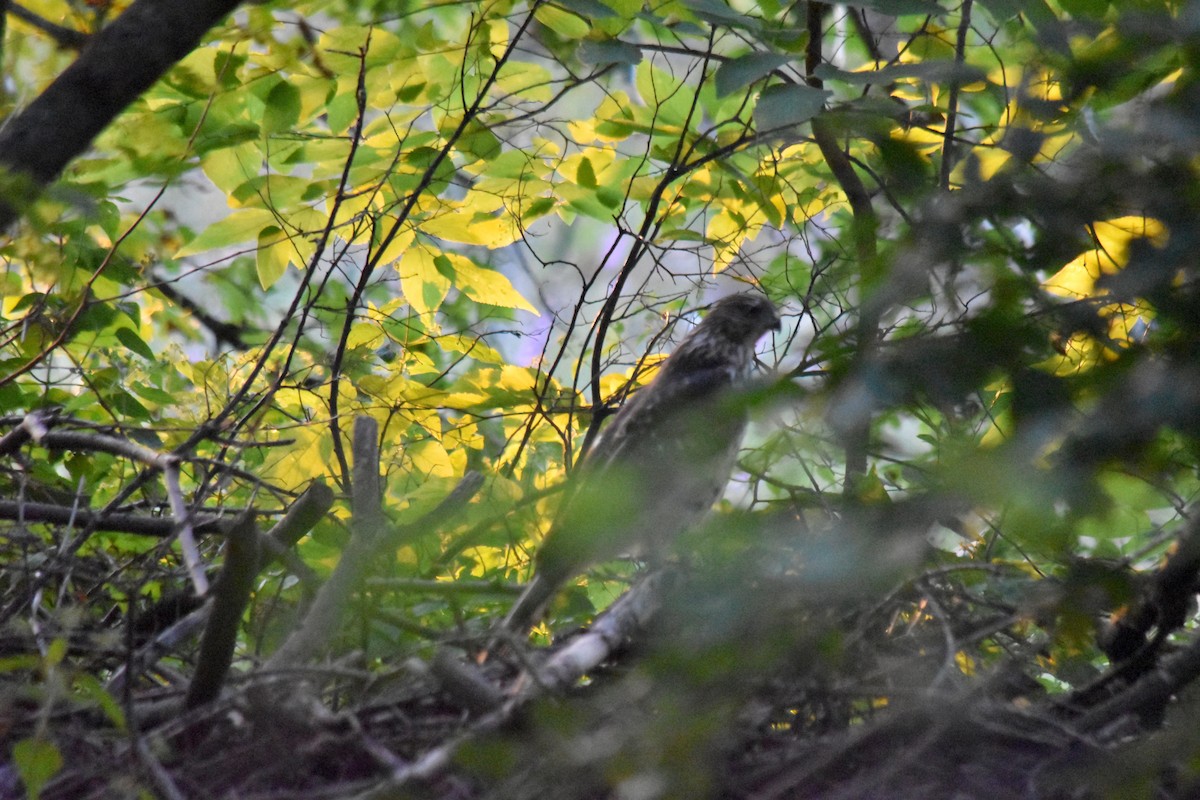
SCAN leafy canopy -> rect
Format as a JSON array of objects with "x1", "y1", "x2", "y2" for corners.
[{"x1": 2, "y1": 0, "x2": 1200, "y2": 748}]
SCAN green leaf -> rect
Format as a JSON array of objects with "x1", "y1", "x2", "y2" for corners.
[
  {"x1": 715, "y1": 52, "x2": 792, "y2": 97},
  {"x1": 194, "y1": 122, "x2": 260, "y2": 155},
  {"x1": 326, "y1": 89, "x2": 360, "y2": 134},
  {"x1": 1057, "y1": 0, "x2": 1109, "y2": 19},
  {"x1": 114, "y1": 327, "x2": 155, "y2": 360},
  {"x1": 840, "y1": 0, "x2": 944, "y2": 13},
  {"x1": 73, "y1": 673, "x2": 127, "y2": 731},
  {"x1": 576, "y1": 157, "x2": 598, "y2": 188},
  {"x1": 535, "y1": 5, "x2": 590, "y2": 38},
  {"x1": 263, "y1": 79, "x2": 301, "y2": 134},
  {"x1": 558, "y1": 0, "x2": 620, "y2": 18},
  {"x1": 460, "y1": 121, "x2": 502, "y2": 161},
  {"x1": 754, "y1": 84, "x2": 829, "y2": 133},
  {"x1": 578, "y1": 39, "x2": 643, "y2": 66},
  {"x1": 256, "y1": 225, "x2": 290, "y2": 289},
  {"x1": 75, "y1": 301, "x2": 118, "y2": 334},
  {"x1": 176, "y1": 209, "x2": 279, "y2": 258},
  {"x1": 683, "y1": 0, "x2": 761, "y2": 30},
  {"x1": 600, "y1": 0, "x2": 642, "y2": 15},
  {"x1": 106, "y1": 387, "x2": 151, "y2": 420},
  {"x1": 814, "y1": 60, "x2": 987, "y2": 87},
  {"x1": 522, "y1": 196, "x2": 557, "y2": 222},
  {"x1": 130, "y1": 382, "x2": 177, "y2": 405},
  {"x1": 13, "y1": 738, "x2": 62, "y2": 800},
  {"x1": 448, "y1": 256, "x2": 539, "y2": 314}
]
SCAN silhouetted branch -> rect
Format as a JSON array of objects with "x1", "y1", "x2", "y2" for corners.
[
  {"x1": 268, "y1": 417, "x2": 482, "y2": 668},
  {"x1": 264, "y1": 479, "x2": 334, "y2": 551},
  {"x1": 0, "y1": 499, "x2": 225, "y2": 535},
  {"x1": 8, "y1": 3, "x2": 88, "y2": 49},
  {"x1": 186, "y1": 510, "x2": 260, "y2": 708},
  {"x1": 367, "y1": 570, "x2": 671, "y2": 796},
  {"x1": 0, "y1": 0, "x2": 245, "y2": 228}
]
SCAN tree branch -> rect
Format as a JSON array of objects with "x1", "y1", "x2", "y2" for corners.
[
  {"x1": 267, "y1": 418, "x2": 482, "y2": 668},
  {"x1": 806, "y1": 2, "x2": 880, "y2": 495},
  {"x1": 0, "y1": 499, "x2": 223, "y2": 536},
  {"x1": 185, "y1": 509, "x2": 260, "y2": 708},
  {"x1": 8, "y1": 3, "x2": 89, "y2": 49},
  {"x1": 939, "y1": 0, "x2": 974, "y2": 190},
  {"x1": 0, "y1": 0, "x2": 245, "y2": 228}
]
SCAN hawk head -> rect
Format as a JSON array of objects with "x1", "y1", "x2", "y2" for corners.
[{"x1": 701, "y1": 292, "x2": 782, "y2": 344}]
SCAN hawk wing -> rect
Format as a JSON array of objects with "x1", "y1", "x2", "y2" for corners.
[
  {"x1": 535, "y1": 359, "x2": 749, "y2": 580},
  {"x1": 498, "y1": 292, "x2": 778, "y2": 635}
]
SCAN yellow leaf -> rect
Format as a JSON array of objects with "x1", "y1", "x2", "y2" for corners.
[
  {"x1": 956, "y1": 145, "x2": 1011, "y2": 183},
  {"x1": 200, "y1": 141, "x2": 261, "y2": 196},
  {"x1": 440, "y1": 332, "x2": 504, "y2": 363},
  {"x1": 402, "y1": 405, "x2": 445, "y2": 442},
  {"x1": 442, "y1": 252, "x2": 539, "y2": 313},
  {"x1": 1043, "y1": 254, "x2": 1098, "y2": 299},
  {"x1": 252, "y1": 209, "x2": 325, "y2": 289},
  {"x1": 495, "y1": 61, "x2": 553, "y2": 102},
  {"x1": 534, "y1": 4, "x2": 590, "y2": 38},
  {"x1": 256, "y1": 226, "x2": 291, "y2": 289},
  {"x1": 419, "y1": 208, "x2": 522, "y2": 248},
  {"x1": 376, "y1": 227, "x2": 416, "y2": 269},
  {"x1": 407, "y1": 439, "x2": 455, "y2": 478},
  {"x1": 499, "y1": 364, "x2": 537, "y2": 393},
  {"x1": 356, "y1": 374, "x2": 390, "y2": 398},
  {"x1": 285, "y1": 206, "x2": 326, "y2": 265},
  {"x1": 1094, "y1": 216, "x2": 1167, "y2": 251},
  {"x1": 708, "y1": 205, "x2": 752, "y2": 273},
  {"x1": 346, "y1": 320, "x2": 383, "y2": 350},
  {"x1": 267, "y1": 426, "x2": 332, "y2": 487},
  {"x1": 1043, "y1": 217, "x2": 1167, "y2": 299},
  {"x1": 443, "y1": 390, "x2": 490, "y2": 408},
  {"x1": 395, "y1": 242, "x2": 451, "y2": 319},
  {"x1": 176, "y1": 208, "x2": 278, "y2": 258}
]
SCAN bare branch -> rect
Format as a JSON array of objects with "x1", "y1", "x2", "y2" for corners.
[
  {"x1": 186, "y1": 510, "x2": 260, "y2": 708},
  {"x1": 0, "y1": 499, "x2": 225, "y2": 536},
  {"x1": 8, "y1": 3, "x2": 89, "y2": 49},
  {"x1": 267, "y1": 418, "x2": 481, "y2": 668},
  {"x1": 0, "y1": 0, "x2": 245, "y2": 227}
]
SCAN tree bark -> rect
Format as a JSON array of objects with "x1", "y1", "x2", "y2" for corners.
[{"x1": 0, "y1": 0, "x2": 244, "y2": 228}]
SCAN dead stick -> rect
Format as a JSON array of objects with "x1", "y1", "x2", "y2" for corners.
[{"x1": 185, "y1": 510, "x2": 260, "y2": 708}]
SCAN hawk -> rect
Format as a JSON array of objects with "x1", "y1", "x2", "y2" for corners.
[{"x1": 501, "y1": 292, "x2": 782, "y2": 635}]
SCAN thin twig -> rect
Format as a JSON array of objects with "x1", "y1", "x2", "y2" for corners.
[{"x1": 939, "y1": 0, "x2": 974, "y2": 190}]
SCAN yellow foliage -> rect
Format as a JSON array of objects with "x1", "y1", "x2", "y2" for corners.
[
  {"x1": 268, "y1": 425, "x2": 334, "y2": 488},
  {"x1": 419, "y1": 204, "x2": 523, "y2": 249},
  {"x1": 442, "y1": 416, "x2": 483, "y2": 455},
  {"x1": 534, "y1": 4, "x2": 590, "y2": 38},
  {"x1": 442, "y1": 390, "x2": 490, "y2": 408},
  {"x1": 495, "y1": 61, "x2": 554, "y2": 103},
  {"x1": 402, "y1": 404, "x2": 446, "y2": 443},
  {"x1": 395, "y1": 241, "x2": 451, "y2": 321},
  {"x1": 405, "y1": 438, "x2": 458, "y2": 479},
  {"x1": 707, "y1": 204, "x2": 754, "y2": 273},
  {"x1": 467, "y1": 546, "x2": 516, "y2": 578},
  {"x1": 498, "y1": 364, "x2": 538, "y2": 394},
  {"x1": 597, "y1": 364, "x2": 647, "y2": 402},
  {"x1": 1040, "y1": 216, "x2": 1165, "y2": 372},
  {"x1": 570, "y1": 93, "x2": 634, "y2": 144},
  {"x1": 1044, "y1": 217, "x2": 1167, "y2": 298},
  {"x1": 375, "y1": 228, "x2": 416, "y2": 272}
]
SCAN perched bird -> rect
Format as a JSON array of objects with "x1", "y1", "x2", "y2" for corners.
[{"x1": 500, "y1": 292, "x2": 782, "y2": 635}]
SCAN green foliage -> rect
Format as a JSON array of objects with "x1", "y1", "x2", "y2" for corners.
[
  {"x1": 6, "y1": 0, "x2": 1200, "y2": 791},
  {"x1": 12, "y1": 738, "x2": 62, "y2": 800}
]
